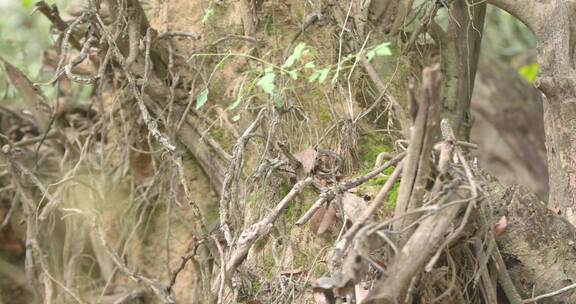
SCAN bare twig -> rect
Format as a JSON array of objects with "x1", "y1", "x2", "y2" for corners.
[
  {"x1": 295, "y1": 152, "x2": 406, "y2": 226},
  {"x1": 219, "y1": 177, "x2": 312, "y2": 292},
  {"x1": 333, "y1": 162, "x2": 404, "y2": 256},
  {"x1": 394, "y1": 64, "x2": 442, "y2": 231},
  {"x1": 219, "y1": 108, "x2": 266, "y2": 245}
]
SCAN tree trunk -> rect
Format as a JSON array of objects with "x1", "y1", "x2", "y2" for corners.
[{"x1": 487, "y1": 0, "x2": 576, "y2": 224}]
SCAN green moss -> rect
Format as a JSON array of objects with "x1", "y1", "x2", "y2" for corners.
[
  {"x1": 263, "y1": 14, "x2": 274, "y2": 35},
  {"x1": 318, "y1": 110, "x2": 332, "y2": 122},
  {"x1": 280, "y1": 183, "x2": 302, "y2": 222},
  {"x1": 211, "y1": 127, "x2": 225, "y2": 142},
  {"x1": 385, "y1": 181, "x2": 400, "y2": 210},
  {"x1": 366, "y1": 174, "x2": 388, "y2": 186},
  {"x1": 249, "y1": 280, "x2": 262, "y2": 295},
  {"x1": 313, "y1": 263, "x2": 329, "y2": 277},
  {"x1": 279, "y1": 183, "x2": 291, "y2": 197},
  {"x1": 358, "y1": 135, "x2": 392, "y2": 166}
]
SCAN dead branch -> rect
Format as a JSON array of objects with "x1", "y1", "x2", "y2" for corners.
[
  {"x1": 34, "y1": 1, "x2": 83, "y2": 50},
  {"x1": 219, "y1": 108, "x2": 266, "y2": 245},
  {"x1": 333, "y1": 162, "x2": 404, "y2": 258},
  {"x1": 225, "y1": 177, "x2": 312, "y2": 273},
  {"x1": 363, "y1": 189, "x2": 469, "y2": 303},
  {"x1": 295, "y1": 152, "x2": 406, "y2": 226},
  {"x1": 394, "y1": 64, "x2": 441, "y2": 231}
]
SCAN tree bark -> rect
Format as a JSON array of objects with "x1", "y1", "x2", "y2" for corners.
[
  {"x1": 486, "y1": 0, "x2": 576, "y2": 224},
  {"x1": 442, "y1": 0, "x2": 486, "y2": 140}
]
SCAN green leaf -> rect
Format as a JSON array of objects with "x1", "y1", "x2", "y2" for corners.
[
  {"x1": 304, "y1": 61, "x2": 316, "y2": 69},
  {"x1": 318, "y1": 68, "x2": 330, "y2": 84},
  {"x1": 308, "y1": 67, "x2": 331, "y2": 84},
  {"x1": 202, "y1": 7, "x2": 215, "y2": 24},
  {"x1": 216, "y1": 53, "x2": 230, "y2": 69},
  {"x1": 272, "y1": 94, "x2": 282, "y2": 107},
  {"x1": 231, "y1": 115, "x2": 241, "y2": 122},
  {"x1": 257, "y1": 70, "x2": 276, "y2": 95},
  {"x1": 22, "y1": 0, "x2": 32, "y2": 8},
  {"x1": 343, "y1": 53, "x2": 355, "y2": 62},
  {"x1": 282, "y1": 43, "x2": 307, "y2": 68},
  {"x1": 366, "y1": 42, "x2": 392, "y2": 61},
  {"x1": 196, "y1": 89, "x2": 209, "y2": 109},
  {"x1": 331, "y1": 71, "x2": 339, "y2": 84},
  {"x1": 228, "y1": 82, "x2": 244, "y2": 110},
  {"x1": 308, "y1": 70, "x2": 320, "y2": 83},
  {"x1": 518, "y1": 63, "x2": 539, "y2": 84},
  {"x1": 288, "y1": 70, "x2": 298, "y2": 80}
]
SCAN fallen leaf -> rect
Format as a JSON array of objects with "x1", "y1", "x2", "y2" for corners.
[
  {"x1": 309, "y1": 205, "x2": 327, "y2": 235},
  {"x1": 494, "y1": 216, "x2": 508, "y2": 238},
  {"x1": 0, "y1": 225, "x2": 24, "y2": 255},
  {"x1": 295, "y1": 147, "x2": 318, "y2": 173},
  {"x1": 130, "y1": 147, "x2": 154, "y2": 185},
  {"x1": 317, "y1": 204, "x2": 337, "y2": 235}
]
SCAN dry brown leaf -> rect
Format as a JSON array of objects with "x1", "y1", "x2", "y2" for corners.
[
  {"x1": 309, "y1": 205, "x2": 327, "y2": 235},
  {"x1": 130, "y1": 150, "x2": 154, "y2": 184},
  {"x1": 494, "y1": 216, "x2": 508, "y2": 238},
  {"x1": 0, "y1": 225, "x2": 24, "y2": 255},
  {"x1": 317, "y1": 204, "x2": 337, "y2": 235},
  {"x1": 295, "y1": 147, "x2": 318, "y2": 173}
]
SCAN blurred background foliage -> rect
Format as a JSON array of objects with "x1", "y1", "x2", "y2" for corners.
[
  {"x1": 482, "y1": 6, "x2": 535, "y2": 61},
  {"x1": 0, "y1": 0, "x2": 70, "y2": 104}
]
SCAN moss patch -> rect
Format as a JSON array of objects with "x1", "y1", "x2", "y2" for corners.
[{"x1": 358, "y1": 135, "x2": 393, "y2": 167}]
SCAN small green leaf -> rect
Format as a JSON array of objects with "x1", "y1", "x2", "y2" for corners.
[
  {"x1": 318, "y1": 68, "x2": 330, "y2": 84},
  {"x1": 331, "y1": 71, "x2": 339, "y2": 84},
  {"x1": 518, "y1": 63, "x2": 539, "y2": 84},
  {"x1": 196, "y1": 89, "x2": 209, "y2": 109},
  {"x1": 216, "y1": 54, "x2": 230, "y2": 69},
  {"x1": 308, "y1": 70, "x2": 320, "y2": 83},
  {"x1": 257, "y1": 70, "x2": 276, "y2": 95},
  {"x1": 288, "y1": 70, "x2": 298, "y2": 80},
  {"x1": 228, "y1": 82, "x2": 244, "y2": 110},
  {"x1": 22, "y1": 0, "x2": 32, "y2": 8},
  {"x1": 282, "y1": 43, "x2": 307, "y2": 68},
  {"x1": 272, "y1": 94, "x2": 282, "y2": 107},
  {"x1": 366, "y1": 42, "x2": 392, "y2": 61},
  {"x1": 343, "y1": 53, "x2": 355, "y2": 62},
  {"x1": 304, "y1": 61, "x2": 316, "y2": 69},
  {"x1": 231, "y1": 115, "x2": 241, "y2": 122},
  {"x1": 202, "y1": 7, "x2": 215, "y2": 24}
]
